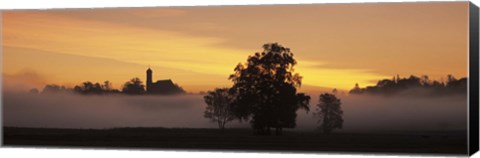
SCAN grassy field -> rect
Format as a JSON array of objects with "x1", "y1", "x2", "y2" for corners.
[{"x1": 3, "y1": 127, "x2": 467, "y2": 155}]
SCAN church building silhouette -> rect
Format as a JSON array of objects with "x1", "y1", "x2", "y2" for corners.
[{"x1": 146, "y1": 68, "x2": 185, "y2": 95}]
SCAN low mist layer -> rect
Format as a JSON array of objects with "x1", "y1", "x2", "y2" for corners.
[
  {"x1": 3, "y1": 92, "x2": 238, "y2": 129},
  {"x1": 296, "y1": 93, "x2": 467, "y2": 132},
  {"x1": 3, "y1": 90, "x2": 467, "y2": 132}
]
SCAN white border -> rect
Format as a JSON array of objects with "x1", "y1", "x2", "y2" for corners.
[{"x1": 0, "y1": 0, "x2": 478, "y2": 158}]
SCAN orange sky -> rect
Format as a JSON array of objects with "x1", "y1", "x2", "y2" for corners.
[{"x1": 2, "y1": 2, "x2": 469, "y2": 93}]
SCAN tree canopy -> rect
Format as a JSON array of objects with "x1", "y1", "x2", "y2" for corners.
[
  {"x1": 229, "y1": 43, "x2": 310, "y2": 135},
  {"x1": 73, "y1": 81, "x2": 119, "y2": 95},
  {"x1": 122, "y1": 78, "x2": 146, "y2": 95}
]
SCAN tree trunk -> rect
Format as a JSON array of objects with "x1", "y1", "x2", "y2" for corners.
[
  {"x1": 221, "y1": 122, "x2": 226, "y2": 133},
  {"x1": 275, "y1": 127, "x2": 283, "y2": 136},
  {"x1": 218, "y1": 121, "x2": 225, "y2": 133}
]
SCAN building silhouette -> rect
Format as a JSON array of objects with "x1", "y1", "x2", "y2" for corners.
[{"x1": 146, "y1": 68, "x2": 185, "y2": 95}]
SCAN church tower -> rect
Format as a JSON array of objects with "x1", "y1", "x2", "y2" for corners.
[{"x1": 146, "y1": 67, "x2": 153, "y2": 93}]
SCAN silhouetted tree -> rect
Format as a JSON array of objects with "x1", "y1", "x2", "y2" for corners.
[
  {"x1": 349, "y1": 75, "x2": 467, "y2": 96},
  {"x1": 349, "y1": 83, "x2": 362, "y2": 94},
  {"x1": 203, "y1": 88, "x2": 235, "y2": 132},
  {"x1": 103, "y1": 80, "x2": 113, "y2": 91},
  {"x1": 42, "y1": 84, "x2": 67, "y2": 93},
  {"x1": 73, "y1": 80, "x2": 119, "y2": 95},
  {"x1": 447, "y1": 74, "x2": 456, "y2": 84},
  {"x1": 74, "y1": 81, "x2": 104, "y2": 94},
  {"x1": 314, "y1": 93, "x2": 343, "y2": 134},
  {"x1": 420, "y1": 75, "x2": 430, "y2": 86},
  {"x1": 332, "y1": 88, "x2": 338, "y2": 94},
  {"x1": 122, "y1": 78, "x2": 145, "y2": 95},
  {"x1": 29, "y1": 88, "x2": 39, "y2": 94},
  {"x1": 229, "y1": 43, "x2": 310, "y2": 135},
  {"x1": 446, "y1": 76, "x2": 467, "y2": 94}
]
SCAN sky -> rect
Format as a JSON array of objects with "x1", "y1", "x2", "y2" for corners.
[{"x1": 2, "y1": 2, "x2": 469, "y2": 93}]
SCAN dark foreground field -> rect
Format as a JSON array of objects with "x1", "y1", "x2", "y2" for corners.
[{"x1": 3, "y1": 127, "x2": 467, "y2": 155}]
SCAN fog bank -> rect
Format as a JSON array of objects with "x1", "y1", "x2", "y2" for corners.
[
  {"x1": 3, "y1": 91, "x2": 467, "y2": 132},
  {"x1": 296, "y1": 94, "x2": 467, "y2": 132},
  {"x1": 3, "y1": 92, "x2": 247, "y2": 129}
]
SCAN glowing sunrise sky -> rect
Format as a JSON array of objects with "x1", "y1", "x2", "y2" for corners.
[{"x1": 2, "y1": 2, "x2": 469, "y2": 93}]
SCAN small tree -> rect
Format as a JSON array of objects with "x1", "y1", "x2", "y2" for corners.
[
  {"x1": 314, "y1": 93, "x2": 343, "y2": 134},
  {"x1": 122, "y1": 78, "x2": 145, "y2": 95},
  {"x1": 204, "y1": 88, "x2": 235, "y2": 132},
  {"x1": 103, "y1": 80, "x2": 113, "y2": 91}
]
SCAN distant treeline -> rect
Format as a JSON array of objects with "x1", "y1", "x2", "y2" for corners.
[
  {"x1": 31, "y1": 77, "x2": 185, "y2": 95},
  {"x1": 349, "y1": 75, "x2": 467, "y2": 96}
]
